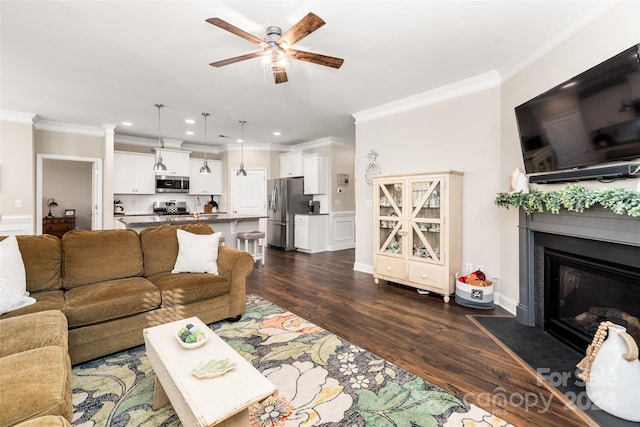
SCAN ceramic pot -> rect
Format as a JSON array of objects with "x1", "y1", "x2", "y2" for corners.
[{"x1": 586, "y1": 324, "x2": 640, "y2": 421}]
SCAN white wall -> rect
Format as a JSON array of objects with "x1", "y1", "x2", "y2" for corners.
[{"x1": 354, "y1": 87, "x2": 502, "y2": 289}]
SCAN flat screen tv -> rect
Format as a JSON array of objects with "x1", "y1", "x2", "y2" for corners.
[{"x1": 515, "y1": 43, "x2": 640, "y2": 183}]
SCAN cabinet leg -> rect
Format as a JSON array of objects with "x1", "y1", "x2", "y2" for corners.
[
  {"x1": 374, "y1": 277, "x2": 379, "y2": 285},
  {"x1": 443, "y1": 295, "x2": 450, "y2": 303}
]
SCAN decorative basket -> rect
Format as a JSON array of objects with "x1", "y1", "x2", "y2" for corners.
[{"x1": 454, "y1": 275, "x2": 494, "y2": 309}]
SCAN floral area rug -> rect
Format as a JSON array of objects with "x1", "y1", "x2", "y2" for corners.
[{"x1": 72, "y1": 294, "x2": 512, "y2": 426}]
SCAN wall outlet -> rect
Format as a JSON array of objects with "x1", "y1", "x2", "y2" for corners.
[{"x1": 465, "y1": 263, "x2": 473, "y2": 274}]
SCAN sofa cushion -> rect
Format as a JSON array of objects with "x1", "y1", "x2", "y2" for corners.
[
  {"x1": 140, "y1": 223, "x2": 214, "y2": 277},
  {"x1": 148, "y1": 272, "x2": 230, "y2": 307},
  {"x1": 0, "y1": 346, "x2": 72, "y2": 425},
  {"x1": 0, "y1": 310, "x2": 68, "y2": 358},
  {"x1": 0, "y1": 290, "x2": 66, "y2": 320},
  {"x1": 0, "y1": 234, "x2": 63, "y2": 292},
  {"x1": 0, "y1": 235, "x2": 36, "y2": 314},
  {"x1": 64, "y1": 277, "x2": 161, "y2": 327},
  {"x1": 62, "y1": 229, "x2": 144, "y2": 289}
]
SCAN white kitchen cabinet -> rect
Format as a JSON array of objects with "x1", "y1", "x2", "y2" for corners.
[
  {"x1": 189, "y1": 158, "x2": 222, "y2": 195},
  {"x1": 303, "y1": 154, "x2": 328, "y2": 194},
  {"x1": 294, "y1": 214, "x2": 328, "y2": 253},
  {"x1": 373, "y1": 172, "x2": 462, "y2": 302},
  {"x1": 280, "y1": 151, "x2": 303, "y2": 177},
  {"x1": 114, "y1": 152, "x2": 156, "y2": 194},
  {"x1": 155, "y1": 149, "x2": 190, "y2": 176}
]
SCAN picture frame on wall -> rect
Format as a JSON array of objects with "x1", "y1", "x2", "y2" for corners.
[{"x1": 64, "y1": 209, "x2": 75, "y2": 216}]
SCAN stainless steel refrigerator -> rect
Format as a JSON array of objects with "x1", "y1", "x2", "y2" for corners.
[{"x1": 267, "y1": 177, "x2": 313, "y2": 250}]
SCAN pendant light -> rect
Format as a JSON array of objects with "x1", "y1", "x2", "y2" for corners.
[
  {"x1": 153, "y1": 103, "x2": 167, "y2": 172},
  {"x1": 237, "y1": 120, "x2": 247, "y2": 176},
  {"x1": 199, "y1": 112, "x2": 211, "y2": 174}
]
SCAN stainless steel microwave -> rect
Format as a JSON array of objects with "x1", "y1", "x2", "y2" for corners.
[{"x1": 156, "y1": 176, "x2": 189, "y2": 193}]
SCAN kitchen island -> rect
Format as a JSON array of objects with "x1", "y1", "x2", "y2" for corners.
[{"x1": 117, "y1": 214, "x2": 265, "y2": 249}]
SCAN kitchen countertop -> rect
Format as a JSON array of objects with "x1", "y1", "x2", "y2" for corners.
[{"x1": 117, "y1": 213, "x2": 265, "y2": 227}]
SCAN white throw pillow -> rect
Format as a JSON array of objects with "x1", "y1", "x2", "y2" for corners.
[
  {"x1": 0, "y1": 236, "x2": 36, "y2": 314},
  {"x1": 172, "y1": 229, "x2": 221, "y2": 275}
]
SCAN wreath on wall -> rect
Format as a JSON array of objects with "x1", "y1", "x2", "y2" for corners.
[{"x1": 495, "y1": 184, "x2": 640, "y2": 217}]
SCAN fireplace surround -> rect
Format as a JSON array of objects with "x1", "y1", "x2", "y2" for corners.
[{"x1": 517, "y1": 207, "x2": 640, "y2": 351}]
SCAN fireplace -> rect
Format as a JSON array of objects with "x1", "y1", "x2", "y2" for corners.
[{"x1": 518, "y1": 207, "x2": 640, "y2": 352}]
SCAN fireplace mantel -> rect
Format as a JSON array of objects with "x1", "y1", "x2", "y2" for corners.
[{"x1": 517, "y1": 208, "x2": 640, "y2": 326}]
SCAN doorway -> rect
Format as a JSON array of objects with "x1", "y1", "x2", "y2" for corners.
[{"x1": 36, "y1": 154, "x2": 103, "y2": 234}]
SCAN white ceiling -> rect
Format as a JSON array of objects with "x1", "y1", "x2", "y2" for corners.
[{"x1": 0, "y1": 1, "x2": 618, "y2": 150}]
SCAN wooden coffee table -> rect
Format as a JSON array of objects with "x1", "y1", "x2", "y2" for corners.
[{"x1": 144, "y1": 316, "x2": 276, "y2": 427}]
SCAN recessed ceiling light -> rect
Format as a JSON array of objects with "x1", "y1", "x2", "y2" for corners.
[
  {"x1": 561, "y1": 81, "x2": 577, "y2": 89},
  {"x1": 185, "y1": 119, "x2": 195, "y2": 124},
  {"x1": 185, "y1": 131, "x2": 194, "y2": 136},
  {"x1": 121, "y1": 121, "x2": 132, "y2": 126},
  {"x1": 273, "y1": 131, "x2": 281, "y2": 136}
]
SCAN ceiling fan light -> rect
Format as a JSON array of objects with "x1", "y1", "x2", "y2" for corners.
[
  {"x1": 260, "y1": 50, "x2": 272, "y2": 65},
  {"x1": 277, "y1": 57, "x2": 291, "y2": 68}
]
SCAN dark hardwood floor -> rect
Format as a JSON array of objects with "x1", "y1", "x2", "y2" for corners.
[{"x1": 246, "y1": 248, "x2": 594, "y2": 427}]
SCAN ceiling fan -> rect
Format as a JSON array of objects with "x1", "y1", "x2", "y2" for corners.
[{"x1": 206, "y1": 12, "x2": 344, "y2": 84}]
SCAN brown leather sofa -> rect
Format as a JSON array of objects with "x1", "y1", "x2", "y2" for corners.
[{"x1": 0, "y1": 223, "x2": 254, "y2": 364}]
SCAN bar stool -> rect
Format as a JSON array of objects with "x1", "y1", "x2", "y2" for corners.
[
  {"x1": 236, "y1": 231, "x2": 265, "y2": 265},
  {"x1": 218, "y1": 235, "x2": 225, "y2": 246}
]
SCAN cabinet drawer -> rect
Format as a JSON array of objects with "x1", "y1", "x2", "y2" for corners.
[
  {"x1": 375, "y1": 256, "x2": 406, "y2": 280},
  {"x1": 44, "y1": 218, "x2": 74, "y2": 225},
  {"x1": 408, "y1": 263, "x2": 446, "y2": 290},
  {"x1": 295, "y1": 215, "x2": 309, "y2": 223},
  {"x1": 45, "y1": 224, "x2": 73, "y2": 232}
]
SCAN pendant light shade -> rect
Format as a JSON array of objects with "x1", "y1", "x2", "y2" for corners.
[
  {"x1": 153, "y1": 103, "x2": 167, "y2": 172},
  {"x1": 237, "y1": 120, "x2": 247, "y2": 176},
  {"x1": 200, "y1": 112, "x2": 211, "y2": 174}
]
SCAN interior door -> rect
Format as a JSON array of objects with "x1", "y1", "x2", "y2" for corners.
[{"x1": 231, "y1": 168, "x2": 267, "y2": 216}]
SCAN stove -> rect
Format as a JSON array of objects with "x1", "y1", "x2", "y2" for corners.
[{"x1": 153, "y1": 201, "x2": 190, "y2": 215}]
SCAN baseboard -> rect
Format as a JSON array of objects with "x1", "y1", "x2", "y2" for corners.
[
  {"x1": 328, "y1": 242, "x2": 355, "y2": 251},
  {"x1": 494, "y1": 292, "x2": 518, "y2": 315},
  {"x1": 353, "y1": 262, "x2": 373, "y2": 274}
]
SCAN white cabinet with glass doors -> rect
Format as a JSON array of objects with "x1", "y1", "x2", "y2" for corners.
[{"x1": 373, "y1": 172, "x2": 462, "y2": 302}]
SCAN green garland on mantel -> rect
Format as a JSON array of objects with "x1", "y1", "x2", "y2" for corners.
[{"x1": 494, "y1": 184, "x2": 640, "y2": 217}]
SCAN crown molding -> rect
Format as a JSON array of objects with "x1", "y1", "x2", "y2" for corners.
[
  {"x1": 35, "y1": 119, "x2": 105, "y2": 136},
  {"x1": 114, "y1": 134, "x2": 157, "y2": 148},
  {"x1": 499, "y1": 1, "x2": 622, "y2": 83},
  {"x1": 292, "y1": 136, "x2": 353, "y2": 150},
  {"x1": 0, "y1": 109, "x2": 37, "y2": 124},
  {"x1": 352, "y1": 70, "x2": 501, "y2": 124}
]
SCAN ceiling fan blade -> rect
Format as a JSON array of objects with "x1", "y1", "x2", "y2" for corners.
[
  {"x1": 287, "y1": 49, "x2": 344, "y2": 69},
  {"x1": 273, "y1": 67, "x2": 288, "y2": 84},
  {"x1": 277, "y1": 12, "x2": 325, "y2": 48},
  {"x1": 210, "y1": 51, "x2": 263, "y2": 67},
  {"x1": 206, "y1": 18, "x2": 269, "y2": 48}
]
